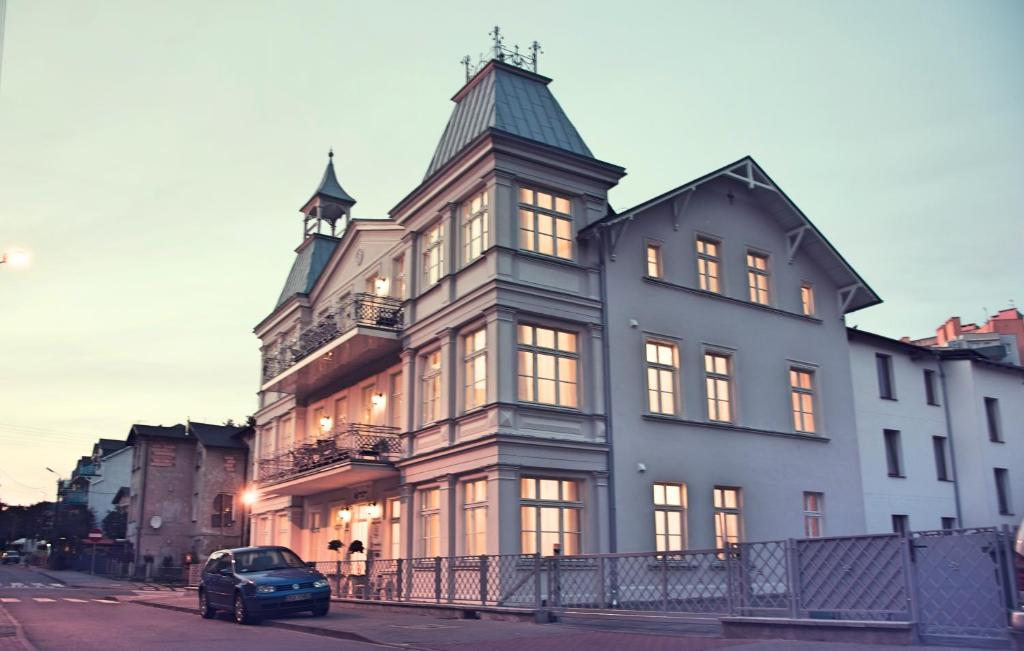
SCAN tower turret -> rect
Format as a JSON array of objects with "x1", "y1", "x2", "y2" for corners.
[{"x1": 300, "y1": 150, "x2": 356, "y2": 238}]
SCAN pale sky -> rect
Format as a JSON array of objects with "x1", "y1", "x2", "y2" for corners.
[{"x1": 0, "y1": 1, "x2": 1020, "y2": 505}]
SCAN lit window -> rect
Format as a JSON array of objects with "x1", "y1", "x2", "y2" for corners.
[
  {"x1": 790, "y1": 368, "x2": 816, "y2": 433},
  {"x1": 388, "y1": 497, "x2": 401, "y2": 560},
  {"x1": 800, "y1": 283, "x2": 815, "y2": 316},
  {"x1": 517, "y1": 325, "x2": 578, "y2": 408},
  {"x1": 696, "y1": 238, "x2": 721, "y2": 293},
  {"x1": 518, "y1": 187, "x2": 573, "y2": 260},
  {"x1": 464, "y1": 328, "x2": 487, "y2": 410},
  {"x1": 644, "y1": 341, "x2": 678, "y2": 415},
  {"x1": 653, "y1": 483, "x2": 687, "y2": 552},
  {"x1": 704, "y1": 352, "x2": 732, "y2": 422},
  {"x1": 422, "y1": 222, "x2": 445, "y2": 287},
  {"x1": 464, "y1": 479, "x2": 488, "y2": 555},
  {"x1": 420, "y1": 488, "x2": 441, "y2": 557},
  {"x1": 646, "y1": 244, "x2": 662, "y2": 278},
  {"x1": 520, "y1": 478, "x2": 581, "y2": 555},
  {"x1": 713, "y1": 487, "x2": 742, "y2": 548},
  {"x1": 463, "y1": 190, "x2": 489, "y2": 264},
  {"x1": 746, "y1": 252, "x2": 770, "y2": 305},
  {"x1": 803, "y1": 492, "x2": 823, "y2": 538},
  {"x1": 422, "y1": 350, "x2": 442, "y2": 424},
  {"x1": 392, "y1": 254, "x2": 406, "y2": 299},
  {"x1": 211, "y1": 493, "x2": 234, "y2": 528},
  {"x1": 389, "y1": 372, "x2": 403, "y2": 429}
]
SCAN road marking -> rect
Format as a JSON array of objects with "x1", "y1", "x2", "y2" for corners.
[
  {"x1": 63, "y1": 598, "x2": 88, "y2": 603},
  {"x1": 91, "y1": 599, "x2": 118, "y2": 604},
  {"x1": 0, "y1": 598, "x2": 19, "y2": 603},
  {"x1": 32, "y1": 597, "x2": 55, "y2": 603},
  {"x1": 49, "y1": 583, "x2": 64, "y2": 588},
  {"x1": 9, "y1": 583, "x2": 25, "y2": 588},
  {"x1": 30, "y1": 583, "x2": 50, "y2": 589}
]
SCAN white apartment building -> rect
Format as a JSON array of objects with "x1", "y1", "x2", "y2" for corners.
[
  {"x1": 849, "y1": 328, "x2": 1024, "y2": 534},
  {"x1": 246, "y1": 52, "x2": 884, "y2": 562}
]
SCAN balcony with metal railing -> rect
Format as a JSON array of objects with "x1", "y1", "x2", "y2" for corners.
[
  {"x1": 256, "y1": 423, "x2": 401, "y2": 495},
  {"x1": 261, "y1": 293, "x2": 404, "y2": 396}
]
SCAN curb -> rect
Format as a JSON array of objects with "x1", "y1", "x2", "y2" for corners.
[
  {"x1": 131, "y1": 599, "x2": 378, "y2": 645},
  {"x1": 0, "y1": 603, "x2": 37, "y2": 651}
]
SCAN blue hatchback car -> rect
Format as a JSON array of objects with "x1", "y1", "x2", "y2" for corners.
[{"x1": 198, "y1": 546, "x2": 331, "y2": 625}]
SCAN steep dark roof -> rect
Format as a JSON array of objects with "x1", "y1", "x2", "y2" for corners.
[
  {"x1": 95, "y1": 438, "x2": 127, "y2": 456},
  {"x1": 126, "y1": 423, "x2": 188, "y2": 446},
  {"x1": 275, "y1": 234, "x2": 340, "y2": 308},
  {"x1": 425, "y1": 60, "x2": 593, "y2": 179},
  {"x1": 303, "y1": 153, "x2": 356, "y2": 209},
  {"x1": 111, "y1": 486, "x2": 130, "y2": 505},
  {"x1": 188, "y1": 422, "x2": 248, "y2": 449}
]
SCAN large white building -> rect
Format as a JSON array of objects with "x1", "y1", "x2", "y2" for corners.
[
  {"x1": 849, "y1": 328, "x2": 1024, "y2": 534},
  {"x1": 245, "y1": 50, "x2": 889, "y2": 561}
]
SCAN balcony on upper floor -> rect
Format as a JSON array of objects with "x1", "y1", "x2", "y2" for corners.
[
  {"x1": 261, "y1": 293, "x2": 404, "y2": 396},
  {"x1": 256, "y1": 423, "x2": 401, "y2": 496}
]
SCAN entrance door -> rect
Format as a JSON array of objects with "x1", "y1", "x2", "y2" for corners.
[{"x1": 349, "y1": 504, "x2": 370, "y2": 574}]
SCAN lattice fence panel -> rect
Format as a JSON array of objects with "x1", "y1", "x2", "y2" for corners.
[{"x1": 796, "y1": 535, "x2": 909, "y2": 620}]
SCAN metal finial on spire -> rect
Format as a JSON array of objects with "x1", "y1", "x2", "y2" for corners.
[
  {"x1": 461, "y1": 28, "x2": 543, "y2": 80},
  {"x1": 328, "y1": 148, "x2": 334, "y2": 159},
  {"x1": 460, "y1": 55, "x2": 472, "y2": 82},
  {"x1": 530, "y1": 41, "x2": 542, "y2": 72},
  {"x1": 490, "y1": 25, "x2": 504, "y2": 60}
]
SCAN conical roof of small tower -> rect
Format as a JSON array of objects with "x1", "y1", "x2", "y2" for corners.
[
  {"x1": 424, "y1": 60, "x2": 593, "y2": 179},
  {"x1": 303, "y1": 151, "x2": 356, "y2": 210}
]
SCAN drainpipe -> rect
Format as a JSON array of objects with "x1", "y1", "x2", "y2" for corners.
[
  {"x1": 597, "y1": 229, "x2": 618, "y2": 553},
  {"x1": 136, "y1": 438, "x2": 149, "y2": 570},
  {"x1": 937, "y1": 358, "x2": 964, "y2": 526}
]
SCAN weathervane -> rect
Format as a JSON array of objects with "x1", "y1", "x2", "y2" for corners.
[{"x1": 462, "y1": 26, "x2": 542, "y2": 81}]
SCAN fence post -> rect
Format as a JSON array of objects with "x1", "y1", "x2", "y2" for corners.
[
  {"x1": 899, "y1": 533, "x2": 921, "y2": 631},
  {"x1": 446, "y1": 556, "x2": 455, "y2": 604},
  {"x1": 479, "y1": 555, "x2": 489, "y2": 606},
  {"x1": 533, "y1": 554, "x2": 542, "y2": 608},
  {"x1": 396, "y1": 558, "x2": 404, "y2": 602},
  {"x1": 335, "y1": 558, "x2": 342, "y2": 597},
  {"x1": 786, "y1": 539, "x2": 800, "y2": 619},
  {"x1": 551, "y1": 552, "x2": 561, "y2": 609},
  {"x1": 434, "y1": 556, "x2": 442, "y2": 604},
  {"x1": 724, "y1": 543, "x2": 735, "y2": 615},
  {"x1": 597, "y1": 556, "x2": 606, "y2": 609},
  {"x1": 661, "y1": 553, "x2": 669, "y2": 612}
]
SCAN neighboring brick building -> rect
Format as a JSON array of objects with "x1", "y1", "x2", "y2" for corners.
[
  {"x1": 908, "y1": 307, "x2": 1023, "y2": 365},
  {"x1": 125, "y1": 422, "x2": 249, "y2": 574}
]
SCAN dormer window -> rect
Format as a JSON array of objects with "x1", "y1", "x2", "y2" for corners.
[
  {"x1": 462, "y1": 190, "x2": 489, "y2": 264},
  {"x1": 422, "y1": 222, "x2": 445, "y2": 287},
  {"x1": 518, "y1": 187, "x2": 573, "y2": 260}
]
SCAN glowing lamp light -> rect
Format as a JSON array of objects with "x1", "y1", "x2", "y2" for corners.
[
  {"x1": 371, "y1": 392, "x2": 385, "y2": 409},
  {"x1": 338, "y1": 507, "x2": 352, "y2": 523},
  {"x1": 374, "y1": 277, "x2": 389, "y2": 295},
  {"x1": 319, "y1": 416, "x2": 333, "y2": 432},
  {"x1": 1, "y1": 249, "x2": 30, "y2": 268},
  {"x1": 365, "y1": 502, "x2": 381, "y2": 519},
  {"x1": 241, "y1": 488, "x2": 259, "y2": 506}
]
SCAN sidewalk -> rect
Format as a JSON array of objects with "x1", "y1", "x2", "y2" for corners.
[{"x1": 127, "y1": 592, "x2": 1000, "y2": 651}]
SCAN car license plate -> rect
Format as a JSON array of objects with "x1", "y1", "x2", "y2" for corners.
[{"x1": 284, "y1": 593, "x2": 311, "y2": 602}]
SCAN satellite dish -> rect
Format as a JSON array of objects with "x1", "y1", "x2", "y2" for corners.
[{"x1": 149, "y1": 515, "x2": 163, "y2": 530}]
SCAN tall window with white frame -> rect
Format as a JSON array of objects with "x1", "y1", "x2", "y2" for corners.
[
  {"x1": 713, "y1": 487, "x2": 742, "y2": 549},
  {"x1": 518, "y1": 325, "x2": 578, "y2": 408},
  {"x1": 704, "y1": 351, "x2": 733, "y2": 422},
  {"x1": 388, "y1": 497, "x2": 401, "y2": 560},
  {"x1": 790, "y1": 368, "x2": 816, "y2": 433},
  {"x1": 645, "y1": 340, "x2": 678, "y2": 416},
  {"x1": 696, "y1": 238, "x2": 721, "y2": 293},
  {"x1": 392, "y1": 253, "x2": 406, "y2": 299},
  {"x1": 646, "y1": 243, "x2": 662, "y2": 278},
  {"x1": 421, "y1": 350, "x2": 442, "y2": 424},
  {"x1": 462, "y1": 190, "x2": 488, "y2": 264},
  {"x1": 520, "y1": 478, "x2": 581, "y2": 555},
  {"x1": 800, "y1": 283, "x2": 816, "y2": 316},
  {"x1": 746, "y1": 252, "x2": 770, "y2": 304},
  {"x1": 518, "y1": 187, "x2": 573, "y2": 259},
  {"x1": 653, "y1": 482, "x2": 687, "y2": 552},
  {"x1": 803, "y1": 492, "x2": 824, "y2": 537},
  {"x1": 464, "y1": 328, "x2": 487, "y2": 411},
  {"x1": 389, "y1": 371, "x2": 403, "y2": 429},
  {"x1": 422, "y1": 222, "x2": 445, "y2": 287},
  {"x1": 420, "y1": 488, "x2": 441, "y2": 557},
  {"x1": 463, "y1": 479, "x2": 487, "y2": 555}
]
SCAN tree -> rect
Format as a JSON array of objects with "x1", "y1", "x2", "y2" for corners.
[{"x1": 101, "y1": 509, "x2": 127, "y2": 539}]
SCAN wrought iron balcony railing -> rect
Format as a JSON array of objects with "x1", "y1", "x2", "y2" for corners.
[
  {"x1": 262, "y1": 293, "x2": 404, "y2": 383},
  {"x1": 59, "y1": 490, "x2": 89, "y2": 505},
  {"x1": 257, "y1": 423, "x2": 401, "y2": 486}
]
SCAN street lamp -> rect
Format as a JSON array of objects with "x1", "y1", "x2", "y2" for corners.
[
  {"x1": 241, "y1": 487, "x2": 259, "y2": 546},
  {"x1": 1, "y1": 249, "x2": 30, "y2": 268}
]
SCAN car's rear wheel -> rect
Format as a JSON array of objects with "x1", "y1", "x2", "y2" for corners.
[
  {"x1": 199, "y1": 590, "x2": 216, "y2": 619},
  {"x1": 234, "y1": 593, "x2": 260, "y2": 625},
  {"x1": 311, "y1": 603, "x2": 329, "y2": 617}
]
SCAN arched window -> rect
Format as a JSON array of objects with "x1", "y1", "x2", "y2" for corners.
[{"x1": 211, "y1": 493, "x2": 234, "y2": 528}]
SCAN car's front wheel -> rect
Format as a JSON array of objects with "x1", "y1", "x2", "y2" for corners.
[
  {"x1": 311, "y1": 604, "x2": 329, "y2": 617},
  {"x1": 199, "y1": 590, "x2": 216, "y2": 619},
  {"x1": 233, "y1": 593, "x2": 260, "y2": 625}
]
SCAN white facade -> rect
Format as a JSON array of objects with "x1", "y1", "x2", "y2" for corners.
[
  {"x1": 849, "y1": 329, "x2": 1024, "y2": 533},
  {"x1": 87, "y1": 445, "x2": 132, "y2": 524}
]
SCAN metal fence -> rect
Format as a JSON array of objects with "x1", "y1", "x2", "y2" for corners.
[{"x1": 311, "y1": 527, "x2": 1016, "y2": 645}]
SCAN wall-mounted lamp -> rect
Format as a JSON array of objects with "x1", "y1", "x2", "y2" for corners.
[
  {"x1": 371, "y1": 392, "x2": 386, "y2": 409},
  {"x1": 374, "y1": 277, "x2": 390, "y2": 296},
  {"x1": 241, "y1": 488, "x2": 259, "y2": 505},
  {"x1": 319, "y1": 416, "x2": 333, "y2": 433},
  {"x1": 338, "y1": 507, "x2": 351, "y2": 523},
  {"x1": 365, "y1": 502, "x2": 381, "y2": 519}
]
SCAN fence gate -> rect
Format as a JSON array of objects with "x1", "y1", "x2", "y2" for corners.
[{"x1": 911, "y1": 529, "x2": 1013, "y2": 646}]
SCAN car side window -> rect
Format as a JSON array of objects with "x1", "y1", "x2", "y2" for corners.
[{"x1": 203, "y1": 553, "x2": 221, "y2": 574}]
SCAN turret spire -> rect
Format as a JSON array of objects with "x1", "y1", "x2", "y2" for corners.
[{"x1": 300, "y1": 150, "x2": 356, "y2": 239}]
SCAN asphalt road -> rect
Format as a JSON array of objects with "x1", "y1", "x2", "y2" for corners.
[{"x1": 0, "y1": 565, "x2": 386, "y2": 650}]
